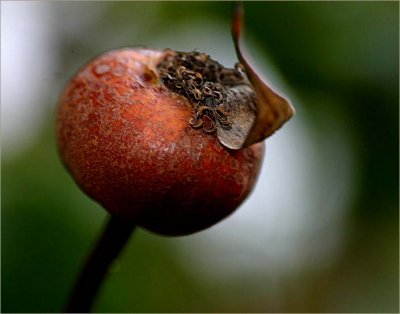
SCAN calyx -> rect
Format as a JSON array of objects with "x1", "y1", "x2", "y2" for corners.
[{"x1": 157, "y1": 50, "x2": 257, "y2": 149}]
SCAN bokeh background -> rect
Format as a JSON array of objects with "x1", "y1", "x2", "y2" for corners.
[{"x1": 1, "y1": 1, "x2": 398, "y2": 313}]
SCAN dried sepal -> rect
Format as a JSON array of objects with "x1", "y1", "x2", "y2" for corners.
[
  {"x1": 216, "y1": 85, "x2": 256, "y2": 149},
  {"x1": 232, "y1": 2, "x2": 295, "y2": 147},
  {"x1": 155, "y1": 4, "x2": 294, "y2": 151},
  {"x1": 157, "y1": 50, "x2": 258, "y2": 150}
]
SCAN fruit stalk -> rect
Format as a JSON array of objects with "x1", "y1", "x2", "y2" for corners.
[{"x1": 65, "y1": 217, "x2": 136, "y2": 313}]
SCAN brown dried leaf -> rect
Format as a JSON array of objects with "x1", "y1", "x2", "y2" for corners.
[{"x1": 231, "y1": 2, "x2": 295, "y2": 147}]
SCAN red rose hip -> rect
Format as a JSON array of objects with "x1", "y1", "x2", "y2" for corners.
[
  {"x1": 62, "y1": 7, "x2": 295, "y2": 312},
  {"x1": 57, "y1": 48, "x2": 265, "y2": 236}
]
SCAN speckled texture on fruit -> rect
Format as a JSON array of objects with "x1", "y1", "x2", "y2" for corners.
[{"x1": 57, "y1": 48, "x2": 264, "y2": 236}]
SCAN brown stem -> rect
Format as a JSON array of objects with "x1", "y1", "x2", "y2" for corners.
[{"x1": 65, "y1": 216, "x2": 136, "y2": 313}]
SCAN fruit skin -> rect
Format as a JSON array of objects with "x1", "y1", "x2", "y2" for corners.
[{"x1": 57, "y1": 48, "x2": 264, "y2": 236}]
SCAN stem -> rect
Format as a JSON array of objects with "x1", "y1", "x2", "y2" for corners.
[{"x1": 65, "y1": 216, "x2": 136, "y2": 313}]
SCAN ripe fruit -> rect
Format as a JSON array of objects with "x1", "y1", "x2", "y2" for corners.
[
  {"x1": 57, "y1": 6, "x2": 294, "y2": 236},
  {"x1": 57, "y1": 48, "x2": 265, "y2": 235},
  {"x1": 61, "y1": 6, "x2": 295, "y2": 313}
]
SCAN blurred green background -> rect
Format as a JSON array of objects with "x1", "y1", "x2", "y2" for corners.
[{"x1": 1, "y1": 1, "x2": 398, "y2": 313}]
